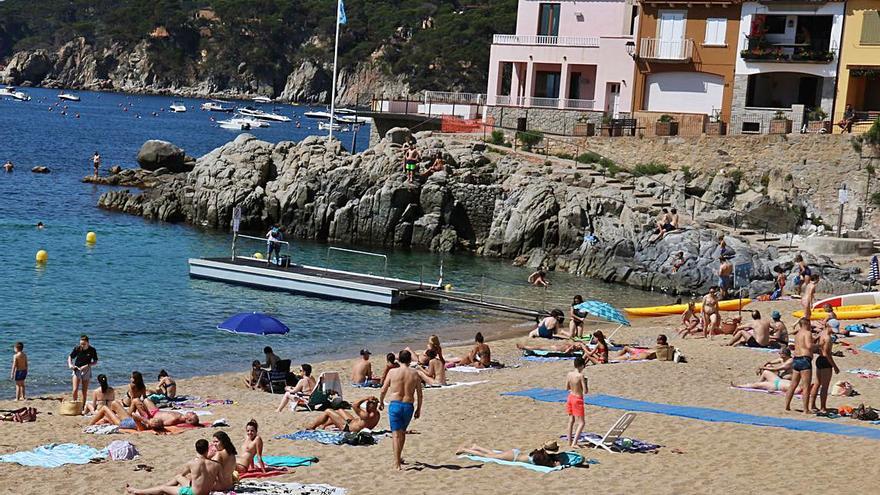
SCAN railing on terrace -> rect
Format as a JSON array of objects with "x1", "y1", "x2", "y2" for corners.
[
  {"x1": 638, "y1": 38, "x2": 694, "y2": 62},
  {"x1": 491, "y1": 95, "x2": 595, "y2": 110},
  {"x1": 529, "y1": 97, "x2": 560, "y2": 109},
  {"x1": 423, "y1": 91, "x2": 486, "y2": 105},
  {"x1": 740, "y1": 37, "x2": 838, "y2": 63},
  {"x1": 493, "y1": 34, "x2": 600, "y2": 48},
  {"x1": 562, "y1": 99, "x2": 595, "y2": 110}
]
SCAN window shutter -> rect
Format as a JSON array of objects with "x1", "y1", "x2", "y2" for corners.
[
  {"x1": 862, "y1": 10, "x2": 880, "y2": 45},
  {"x1": 705, "y1": 18, "x2": 727, "y2": 45}
]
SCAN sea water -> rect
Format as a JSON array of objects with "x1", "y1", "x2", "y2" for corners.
[{"x1": 0, "y1": 88, "x2": 665, "y2": 395}]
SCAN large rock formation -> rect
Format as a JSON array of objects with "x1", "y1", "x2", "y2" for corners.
[
  {"x1": 136, "y1": 140, "x2": 191, "y2": 173},
  {"x1": 97, "y1": 132, "x2": 867, "y2": 297}
]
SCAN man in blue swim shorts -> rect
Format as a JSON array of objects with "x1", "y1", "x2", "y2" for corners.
[{"x1": 379, "y1": 349, "x2": 423, "y2": 470}]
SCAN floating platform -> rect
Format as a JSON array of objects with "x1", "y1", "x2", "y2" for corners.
[{"x1": 188, "y1": 256, "x2": 440, "y2": 307}]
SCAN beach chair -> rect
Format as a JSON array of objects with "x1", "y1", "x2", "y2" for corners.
[
  {"x1": 294, "y1": 372, "x2": 344, "y2": 411},
  {"x1": 583, "y1": 412, "x2": 637, "y2": 453},
  {"x1": 266, "y1": 359, "x2": 291, "y2": 394}
]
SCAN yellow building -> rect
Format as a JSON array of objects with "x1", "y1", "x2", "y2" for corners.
[{"x1": 834, "y1": 2, "x2": 880, "y2": 132}]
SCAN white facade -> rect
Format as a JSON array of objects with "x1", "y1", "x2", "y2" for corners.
[{"x1": 645, "y1": 72, "x2": 725, "y2": 114}]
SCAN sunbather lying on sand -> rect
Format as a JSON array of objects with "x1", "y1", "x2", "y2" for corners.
[
  {"x1": 456, "y1": 442, "x2": 566, "y2": 468},
  {"x1": 731, "y1": 347, "x2": 798, "y2": 393},
  {"x1": 89, "y1": 401, "x2": 133, "y2": 427},
  {"x1": 614, "y1": 334, "x2": 673, "y2": 361},
  {"x1": 516, "y1": 342, "x2": 585, "y2": 354},
  {"x1": 449, "y1": 332, "x2": 492, "y2": 368},
  {"x1": 305, "y1": 396, "x2": 380, "y2": 433},
  {"x1": 129, "y1": 398, "x2": 201, "y2": 430}
]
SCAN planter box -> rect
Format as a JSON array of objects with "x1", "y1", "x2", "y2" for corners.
[
  {"x1": 603, "y1": 125, "x2": 623, "y2": 137},
  {"x1": 769, "y1": 119, "x2": 792, "y2": 135},
  {"x1": 705, "y1": 121, "x2": 726, "y2": 136},
  {"x1": 655, "y1": 121, "x2": 678, "y2": 136},
  {"x1": 806, "y1": 120, "x2": 832, "y2": 134},
  {"x1": 573, "y1": 123, "x2": 595, "y2": 137}
]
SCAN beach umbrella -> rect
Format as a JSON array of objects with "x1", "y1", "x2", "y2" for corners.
[
  {"x1": 574, "y1": 300, "x2": 631, "y2": 327},
  {"x1": 217, "y1": 312, "x2": 290, "y2": 336},
  {"x1": 870, "y1": 256, "x2": 879, "y2": 283}
]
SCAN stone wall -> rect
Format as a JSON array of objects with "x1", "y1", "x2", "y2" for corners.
[
  {"x1": 450, "y1": 183, "x2": 503, "y2": 241},
  {"x1": 485, "y1": 106, "x2": 604, "y2": 135}
]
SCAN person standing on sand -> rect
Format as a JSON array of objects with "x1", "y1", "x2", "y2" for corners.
[
  {"x1": 566, "y1": 357, "x2": 587, "y2": 448},
  {"x1": 794, "y1": 254, "x2": 811, "y2": 296},
  {"x1": 126, "y1": 439, "x2": 220, "y2": 495},
  {"x1": 785, "y1": 318, "x2": 814, "y2": 414},
  {"x1": 809, "y1": 322, "x2": 839, "y2": 415},
  {"x1": 11, "y1": 342, "x2": 27, "y2": 400},
  {"x1": 379, "y1": 350, "x2": 423, "y2": 471},
  {"x1": 718, "y1": 256, "x2": 734, "y2": 300},
  {"x1": 802, "y1": 273, "x2": 819, "y2": 319},
  {"x1": 68, "y1": 334, "x2": 98, "y2": 407},
  {"x1": 92, "y1": 151, "x2": 101, "y2": 177},
  {"x1": 701, "y1": 287, "x2": 721, "y2": 339}
]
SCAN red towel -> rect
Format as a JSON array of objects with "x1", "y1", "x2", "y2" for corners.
[{"x1": 237, "y1": 467, "x2": 290, "y2": 479}]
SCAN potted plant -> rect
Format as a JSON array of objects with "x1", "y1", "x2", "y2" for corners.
[
  {"x1": 655, "y1": 114, "x2": 678, "y2": 136},
  {"x1": 573, "y1": 115, "x2": 595, "y2": 137},
  {"x1": 769, "y1": 110, "x2": 791, "y2": 135},
  {"x1": 601, "y1": 114, "x2": 621, "y2": 137},
  {"x1": 705, "y1": 110, "x2": 726, "y2": 136},
  {"x1": 805, "y1": 107, "x2": 831, "y2": 134}
]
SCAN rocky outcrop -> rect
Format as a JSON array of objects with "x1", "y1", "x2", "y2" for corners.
[
  {"x1": 97, "y1": 131, "x2": 867, "y2": 297},
  {"x1": 137, "y1": 140, "x2": 192, "y2": 173}
]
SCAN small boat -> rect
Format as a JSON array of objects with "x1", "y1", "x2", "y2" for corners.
[
  {"x1": 219, "y1": 117, "x2": 269, "y2": 129},
  {"x1": 304, "y1": 110, "x2": 369, "y2": 124},
  {"x1": 318, "y1": 121, "x2": 346, "y2": 132},
  {"x1": 253, "y1": 96, "x2": 273, "y2": 104},
  {"x1": 238, "y1": 107, "x2": 291, "y2": 122},
  {"x1": 0, "y1": 86, "x2": 16, "y2": 97},
  {"x1": 812, "y1": 291, "x2": 880, "y2": 309},
  {"x1": 201, "y1": 101, "x2": 234, "y2": 112},
  {"x1": 304, "y1": 110, "x2": 333, "y2": 120},
  {"x1": 58, "y1": 93, "x2": 80, "y2": 101},
  {"x1": 11, "y1": 91, "x2": 31, "y2": 101},
  {"x1": 170, "y1": 101, "x2": 187, "y2": 112},
  {"x1": 624, "y1": 298, "x2": 752, "y2": 317},
  {"x1": 793, "y1": 304, "x2": 880, "y2": 321}
]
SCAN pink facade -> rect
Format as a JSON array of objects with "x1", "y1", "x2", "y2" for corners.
[{"x1": 487, "y1": 0, "x2": 638, "y2": 115}]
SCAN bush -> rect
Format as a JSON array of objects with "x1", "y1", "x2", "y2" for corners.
[
  {"x1": 760, "y1": 172, "x2": 770, "y2": 188},
  {"x1": 632, "y1": 162, "x2": 670, "y2": 177},
  {"x1": 681, "y1": 166, "x2": 695, "y2": 183},
  {"x1": 576, "y1": 151, "x2": 601, "y2": 164},
  {"x1": 489, "y1": 130, "x2": 505, "y2": 145},
  {"x1": 555, "y1": 152, "x2": 573, "y2": 160},
  {"x1": 598, "y1": 157, "x2": 624, "y2": 177},
  {"x1": 516, "y1": 130, "x2": 543, "y2": 151},
  {"x1": 657, "y1": 114, "x2": 675, "y2": 123},
  {"x1": 729, "y1": 168, "x2": 744, "y2": 187},
  {"x1": 807, "y1": 107, "x2": 827, "y2": 121}
]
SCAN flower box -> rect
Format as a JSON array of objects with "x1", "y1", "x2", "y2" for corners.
[
  {"x1": 705, "y1": 121, "x2": 726, "y2": 136},
  {"x1": 573, "y1": 123, "x2": 595, "y2": 137},
  {"x1": 769, "y1": 119, "x2": 792, "y2": 135},
  {"x1": 806, "y1": 120, "x2": 832, "y2": 134},
  {"x1": 655, "y1": 121, "x2": 678, "y2": 137}
]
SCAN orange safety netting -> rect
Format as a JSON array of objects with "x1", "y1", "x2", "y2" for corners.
[{"x1": 441, "y1": 115, "x2": 494, "y2": 133}]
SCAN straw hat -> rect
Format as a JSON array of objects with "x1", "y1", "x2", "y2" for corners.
[
  {"x1": 542, "y1": 440, "x2": 559, "y2": 452},
  {"x1": 59, "y1": 400, "x2": 83, "y2": 416}
]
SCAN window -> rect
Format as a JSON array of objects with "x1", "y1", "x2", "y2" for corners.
[
  {"x1": 862, "y1": 10, "x2": 880, "y2": 45},
  {"x1": 538, "y1": 3, "x2": 560, "y2": 36},
  {"x1": 764, "y1": 15, "x2": 787, "y2": 34},
  {"x1": 704, "y1": 17, "x2": 727, "y2": 46}
]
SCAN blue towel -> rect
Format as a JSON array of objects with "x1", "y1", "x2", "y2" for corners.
[
  {"x1": 861, "y1": 340, "x2": 880, "y2": 354},
  {"x1": 459, "y1": 451, "x2": 592, "y2": 473},
  {"x1": 524, "y1": 349, "x2": 583, "y2": 358},
  {"x1": 0, "y1": 443, "x2": 108, "y2": 467},
  {"x1": 275, "y1": 430, "x2": 345, "y2": 445},
  {"x1": 503, "y1": 389, "x2": 880, "y2": 441},
  {"x1": 523, "y1": 355, "x2": 577, "y2": 362},
  {"x1": 258, "y1": 455, "x2": 318, "y2": 467}
]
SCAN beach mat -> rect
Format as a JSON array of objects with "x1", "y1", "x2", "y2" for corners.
[
  {"x1": 225, "y1": 480, "x2": 346, "y2": 494},
  {"x1": 259, "y1": 456, "x2": 318, "y2": 468},
  {"x1": 458, "y1": 451, "x2": 591, "y2": 473},
  {"x1": 448, "y1": 365, "x2": 503, "y2": 373},
  {"x1": 523, "y1": 349, "x2": 583, "y2": 358},
  {"x1": 847, "y1": 369, "x2": 880, "y2": 379},
  {"x1": 275, "y1": 430, "x2": 388, "y2": 445},
  {"x1": 502, "y1": 389, "x2": 880, "y2": 441},
  {"x1": 861, "y1": 340, "x2": 880, "y2": 354},
  {"x1": 0, "y1": 443, "x2": 107, "y2": 467},
  {"x1": 730, "y1": 386, "x2": 801, "y2": 398},
  {"x1": 237, "y1": 468, "x2": 291, "y2": 480}
]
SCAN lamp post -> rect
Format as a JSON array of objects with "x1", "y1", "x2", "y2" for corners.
[{"x1": 625, "y1": 40, "x2": 636, "y2": 58}]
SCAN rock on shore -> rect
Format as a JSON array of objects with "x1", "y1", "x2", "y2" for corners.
[{"x1": 97, "y1": 131, "x2": 866, "y2": 296}]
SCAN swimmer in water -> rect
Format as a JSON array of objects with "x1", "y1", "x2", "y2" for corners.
[{"x1": 36, "y1": 222, "x2": 44, "y2": 229}]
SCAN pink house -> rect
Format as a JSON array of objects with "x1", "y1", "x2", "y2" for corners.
[{"x1": 486, "y1": 0, "x2": 639, "y2": 119}]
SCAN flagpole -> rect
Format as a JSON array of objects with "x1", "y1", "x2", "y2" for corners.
[{"x1": 329, "y1": 0, "x2": 342, "y2": 141}]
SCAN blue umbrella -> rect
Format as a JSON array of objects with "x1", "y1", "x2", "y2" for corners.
[
  {"x1": 217, "y1": 312, "x2": 290, "y2": 335},
  {"x1": 574, "y1": 300, "x2": 631, "y2": 327}
]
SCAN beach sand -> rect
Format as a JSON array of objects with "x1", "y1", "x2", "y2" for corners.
[{"x1": 2, "y1": 299, "x2": 879, "y2": 495}]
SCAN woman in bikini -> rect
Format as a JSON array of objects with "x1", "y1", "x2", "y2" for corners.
[
  {"x1": 84, "y1": 374, "x2": 116, "y2": 414},
  {"x1": 408, "y1": 335, "x2": 445, "y2": 367},
  {"x1": 149, "y1": 369, "x2": 177, "y2": 399},
  {"x1": 677, "y1": 302, "x2": 701, "y2": 338},
  {"x1": 731, "y1": 347, "x2": 797, "y2": 393},
  {"x1": 235, "y1": 419, "x2": 266, "y2": 473},
  {"x1": 455, "y1": 444, "x2": 566, "y2": 468},
  {"x1": 583, "y1": 331, "x2": 609, "y2": 365},
  {"x1": 118, "y1": 371, "x2": 147, "y2": 412}
]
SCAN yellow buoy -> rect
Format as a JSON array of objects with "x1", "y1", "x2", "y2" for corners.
[
  {"x1": 36, "y1": 250, "x2": 48, "y2": 263},
  {"x1": 86, "y1": 231, "x2": 97, "y2": 243},
  {"x1": 253, "y1": 252, "x2": 264, "y2": 259},
  {"x1": 444, "y1": 284, "x2": 452, "y2": 291}
]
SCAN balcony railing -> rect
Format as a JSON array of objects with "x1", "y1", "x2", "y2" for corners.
[
  {"x1": 529, "y1": 97, "x2": 560, "y2": 109},
  {"x1": 638, "y1": 38, "x2": 694, "y2": 62},
  {"x1": 562, "y1": 98, "x2": 595, "y2": 110},
  {"x1": 423, "y1": 91, "x2": 486, "y2": 105},
  {"x1": 740, "y1": 36, "x2": 837, "y2": 64},
  {"x1": 493, "y1": 34, "x2": 600, "y2": 48},
  {"x1": 491, "y1": 95, "x2": 595, "y2": 110}
]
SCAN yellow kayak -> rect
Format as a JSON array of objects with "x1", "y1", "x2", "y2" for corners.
[
  {"x1": 625, "y1": 298, "x2": 752, "y2": 317},
  {"x1": 792, "y1": 304, "x2": 880, "y2": 321}
]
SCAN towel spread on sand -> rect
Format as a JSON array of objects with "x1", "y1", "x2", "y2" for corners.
[
  {"x1": 425, "y1": 380, "x2": 488, "y2": 389},
  {"x1": 213, "y1": 480, "x2": 346, "y2": 495},
  {"x1": 563, "y1": 433, "x2": 661, "y2": 452},
  {"x1": 523, "y1": 349, "x2": 583, "y2": 358},
  {"x1": 275, "y1": 430, "x2": 388, "y2": 446},
  {"x1": 861, "y1": 340, "x2": 880, "y2": 354},
  {"x1": 730, "y1": 386, "x2": 802, "y2": 397},
  {"x1": 448, "y1": 365, "x2": 504, "y2": 373},
  {"x1": 458, "y1": 451, "x2": 592, "y2": 473},
  {"x1": 83, "y1": 424, "x2": 120, "y2": 435},
  {"x1": 237, "y1": 468, "x2": 291, "y2": 479},
  {"x1": 258, "y1": 456, "x2": 318, "y2": 468},
  {"x1": 503, "y1": 389, "x2": 880, "y2": 441},
  {"x1": 522, "y1": 355, "x2": 578, "y2": 362},
  {"x1": 0, "y1": 443, "x2": 107, "y2": 467},
  {"x1": 847, "y1": 369, "x2": 880, "y2": 378}
]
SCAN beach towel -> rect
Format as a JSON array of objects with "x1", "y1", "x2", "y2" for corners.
[
  {"x1": 847, "y1": 369, "x2": 880, "y2": 379},
  {"x1": 258, "y1": 456, "x2": 318, "y2": 468},
  {"x1": 220, "y1": 480, "x2": 346, "y2": 495},
  {"x1": 83, "y1": 424, "x2": 119, "y2": 435},
  {"x1": 523, "y1": 355, "x2": 578, "y2": 362},
  {"x1": 448, "y1": 365, "x2": 504, "y2": 373},
  {"x1": 0, "y1": 443, "x2": 107, "y2": 467},
  {"x1": 730, "y1": 386, "x2": 801, "y2": 398},
  {"x1": 351, "y1": 382, "x2": 381, "y2": 389},
  {"x1": 502, "y1": 389, "x2": 880, "y2": 441},
  {"x1": 276, "y1": 430, "x2": 345, "y2": 445},
  {"x1": 458, "y1": 451, "x2": 592, "y2": 473},
  {"x1": 564, "y1": 433, "x2": 661, "y2": 453},
  {"x1": 861, "y1": 340, "x2": 880, "y2": 354},
  {"x1": 523, "y1": 349, "x2": 583, "y2": 358},
  {"x1": 237, "y1": 467, "x2": 291, "y2": 479},
  {"x1": 425, "y1": 381, "x2": 488, "y2": 390}
]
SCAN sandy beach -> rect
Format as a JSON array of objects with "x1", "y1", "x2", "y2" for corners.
[{"x1": 2, "y1": 299, "x2": 879, "y2": 495}]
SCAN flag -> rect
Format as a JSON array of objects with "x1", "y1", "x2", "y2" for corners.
[{"x1": 337, "y1": 0, "x2": 347, "y2": 25}]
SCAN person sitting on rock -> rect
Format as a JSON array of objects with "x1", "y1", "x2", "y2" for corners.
[
  {"x1": 421, "y1": 156, "x2": 444, "y2": 179},
  {"x1": 528, "y1": 267, "x2": 550, "y2": 287}
]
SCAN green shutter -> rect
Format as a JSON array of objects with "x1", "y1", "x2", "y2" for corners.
[{"x1": 862, "y1": 10, "x2": 880, "y2": 45}]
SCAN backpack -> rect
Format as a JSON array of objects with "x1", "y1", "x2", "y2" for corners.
[{"x1": 341, "y1": 430, "x2": 376, "y2": 446}]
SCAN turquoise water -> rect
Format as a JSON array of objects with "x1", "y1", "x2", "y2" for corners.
[{"x1": 0, "y1": 88, "x2": 666, "y2": 396}]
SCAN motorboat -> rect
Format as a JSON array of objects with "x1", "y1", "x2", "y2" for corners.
[
  {"x1": 11, "y1": 91, "x2": 31, "y2": 101},
  {"x1": 220, "y1": 117, "x2": 269, "y2": 129},
  {"x1": 58, "y1": 92, "x2": 80, "y2": 102},
  {"x1": 304, "y1": 109, "x2": 369, "y2": 124},
  {"x1": 201, "y1": 101, "x2": 234, "y2": 112},
  {"x1": 0, "y1": 86, "x2": 16, "y2": 97},
  {"x1": 238, "y1": 106, "x2": 291, "y2": 122},
  {"x1": 170, "y1": 101, "x2": 187, "y2": 112},
  {"x1": 318, "y1": 121, "x2": 347, "y2": 132},
  {"x1": 253, "y1": 96, "x2": 273, "y2": 104},
  {"x1": 304, "y1": 110, "x2": 333, "y2": 120}
]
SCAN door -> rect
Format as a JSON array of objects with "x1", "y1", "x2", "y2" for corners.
[
  {"x1": 606, "y1": 83, "x2": 621, "y2": 117},
  {"x1": 797, "y1": 76, "x2": 819, "y2": 107},
  {"x1": 538, "y1": 3, "x2": 561, "y2": 36},
  {"x1": 658, "y1": 11, "x2": 686, "y2": 59},
  {"x1": 568, "y1": 73, "x2": 581, "y2": 100}
]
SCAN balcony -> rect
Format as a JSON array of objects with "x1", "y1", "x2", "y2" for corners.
[
  {"x1": 493, "y1": 34, "x2": 600, "y2": 48},
  {"x1": 740, "y1": 36, "x2": 837, "y2": 64},
  {"x1": 638, "y1": 38, "x2": 694, "y2": 62},
  {"x1": 493, "y1": 95, "x2": 595, "y2": 110}
]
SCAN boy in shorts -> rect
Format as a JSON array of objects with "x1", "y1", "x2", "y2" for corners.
[
  {"x1": 11, "y1": 342, "x2": 27, "y2": 400},
  {"x1": 566, "y1": 357, "x2": 588, "y2": 448}
]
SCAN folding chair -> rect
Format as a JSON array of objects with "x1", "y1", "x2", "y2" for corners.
[
  {"x1": 583, "y1": 412, "x2": 637, "y2": 453},
  {"x1": 266, "y1": 359, "x2": 291, "y2": 394},
  {"x1": 294, "y1": 372, "x2": 343, "y2": 411}
]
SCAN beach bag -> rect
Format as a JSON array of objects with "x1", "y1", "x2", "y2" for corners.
[
  {"x1": 59, "y1": 400, "x2": 83, "y2": 416},
  {"x1": 851, "y1": 404, "x2": 879, "y2": 421},
  {"x1": 656, "y1": 345, "x2": 674, "y2": 361},
  {"x1": 107, "y1": 440, "x2": 139, "y2": 460},
  {"x1": 341, "y1": 430, "x2": 375, "y2": 446},
  {"x1": 832, "y1": 381, "x2": 855, "y2": 397}
]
